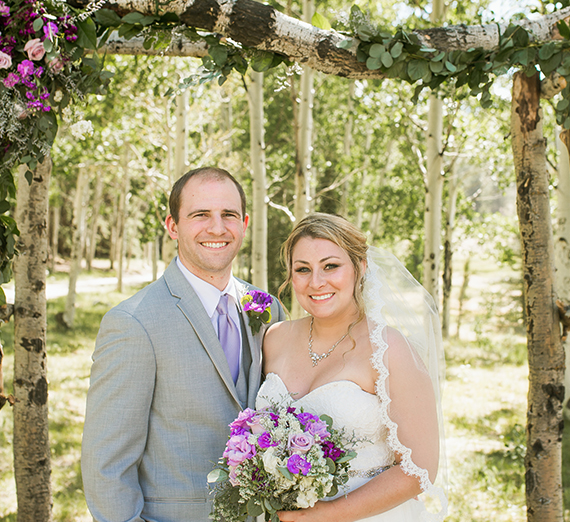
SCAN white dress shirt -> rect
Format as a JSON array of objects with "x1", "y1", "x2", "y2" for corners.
[{"x1": 175, "y1": 257, "x2": 243, "y2": 355}]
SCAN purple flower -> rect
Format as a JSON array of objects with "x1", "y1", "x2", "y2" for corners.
[
  {"x1": 43, "y1": 21, "x2": 59, "y2": 40},
  {"x1": 223, "y1": 434, "x2": 257, "y2": 467},
  {"x1": 229, "y1": 408, "x2": 257, "y2": 435},
  {"x1": 288, "y1": 432, "x2": 314, "y2": 454},
  {"x1": 321, "y1": 440, "x2": 345, "y2": 462},
  {"x1": 17, "y1": 59, "x2": 34, "y2": 77},
  {"x1": 242, "y1": 290, "x2": 273, "y2": 313},
  {"x1": 2, "y1": 72, "x2": 19, "y2": 88},
  {"x1": 257, "y1": 432, "x2": 278, "y2": 449},
  {"x1": 297, "y1": 414, "x2": 330, "y2": 439},
  {"x1": 269, "y1": 412, "x2": 279, "y2": 426},
  {"x1": 286, "y1": 454, "x2": 312, "y2": 475},
  {"x1": 0, "y1": 1, "x2": 9, "y2": 16}
]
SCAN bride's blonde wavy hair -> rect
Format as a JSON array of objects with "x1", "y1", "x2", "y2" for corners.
[{"x1": 279, "y1": 213, "x2": 369, "y2": 326}]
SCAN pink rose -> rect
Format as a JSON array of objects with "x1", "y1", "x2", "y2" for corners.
[
  {"x1": 287, "y1": 432, "x2": 315, "y2": 454},
  {"x1": 0, "y1": 51, "x2": 11, "y2": 69},
  {"x1": 223, "y1": 434, "x2": 257, "y2": 467},
  {"x1": 48, "y1": 55, "x2": 64, "y2": 74},
  {"x1": 24, "y1": 39, "x2": 46, "y2": 61}
]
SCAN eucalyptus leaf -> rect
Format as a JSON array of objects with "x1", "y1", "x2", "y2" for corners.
[
  {"x1": 444, "y1": 61, "x2": 457, "y2": 73},
  {"x1": 247, "y1": 498, "x2": 264, "y2": 517},
  {"x1": 369, "y1": 43, "x2": 385, "y2": 58},
  {"x1": 539, "y1": 53, "x2": 562, "y2": 76},
  {"x1": 207, "y1": 468, "x2": 228, "y2": 483},
  {"x1": 336, "y1": 450, "x2": 357, "y2": 463},
  {"x1": 429, "y1": 60, "x2": 444, "y2": 73},
  {"x1": 336, "y1": 38, "x2": 353, "y2": 50},
  {"x1": 408, "y1": 60, "x2": 429, "y2": 81},
  {"x1": 320, "y1": 414, "x2": 333, "y2": 428},
  {"x1": 325, "y1": 457, "x2": 336, "y2": 473},
  {"x1": 209, "y1": 45, "x2": 228, "y2": 67},
  {"x1": 390, "y1": 41, "x2": 403, "y2": 58},
  {"x1": 381, "y1": 52, "x2": 393, "y2": 68},
  {"x1": 33, "y1": 17, "x2": 44, "y2": 32},
  {"x1": 357, "y1": 24, "x2": 375, "y2": 42},
  {"x1": 557, "y1": 99, "x2": 569, "y2": 112},
  {"x1": 366, "y1": 56, "x2": 382, "y2": 70},
  {"x1": 277, "y1": 465, "x2": 293, "y2": 481},
  {"x1": 564, "y1": 116, "x2": 570, "y2": 129}
]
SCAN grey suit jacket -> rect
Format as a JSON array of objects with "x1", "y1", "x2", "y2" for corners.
[{"x1": 81, "y1": 259, "x2": 285, "y2": 522}]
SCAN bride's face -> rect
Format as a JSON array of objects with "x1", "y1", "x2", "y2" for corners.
[{"x1": 291, "y1": 237, "x2": 359, "y2": 320}]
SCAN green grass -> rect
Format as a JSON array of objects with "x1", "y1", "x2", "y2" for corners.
[{"x1": 0, "y1": 255, "x2": 569, "y2": 521}]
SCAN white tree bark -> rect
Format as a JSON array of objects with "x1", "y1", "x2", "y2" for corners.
[
  {"x1": 247, "y1": 71, "x2": 268, "y2": 290},
  {"x1": 86, "y1": 173, "x2": 104, "y2": 271},
  {"x1": 14, "y1": 160, "x2": 52, "y2": 522},
  {"x1": 555, "y1": 129, "x2": 570, "y2": 419},
  {"x1": 422, "y1": 0, "x2": 446, "y2": 305},
  {"x1": 63, "y1": 167, "x2": 89, "y2": 328},
  {"x1": 90, "y1": 1, "x2": 570, "y2": 79},
  {"x1": 442, "y1": 161, "x2": 460, "y2": 338},
  {"x1": 116, "y1": 150, "x2": 130, "y2": 293},
  {"x1": 163, "y1": 90, "x2": 189, "y2": 265}
]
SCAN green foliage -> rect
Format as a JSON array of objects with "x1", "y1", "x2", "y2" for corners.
[{"x1": 340, "y1": 5, "x2": 570, "y2": 125}]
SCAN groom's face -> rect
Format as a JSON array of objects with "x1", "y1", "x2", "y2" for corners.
[{"x1": 166, "y1": 175, "x2": 249, "y2": 289}]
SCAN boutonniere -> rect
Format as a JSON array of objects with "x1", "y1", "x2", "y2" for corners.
[{"x1": 240, "y1": 290, "x2": 273, "y2": 335}]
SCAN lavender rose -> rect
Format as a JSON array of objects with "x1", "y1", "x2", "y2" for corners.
[
  {"x1": 24, "y1": 39, "x2": 46, "y2": 61},
  {"x1": 287, "y1": 432, "x2": 315, "y2": 454},
  {"x1": 223, "y1": 434, "x2": 257, "y2": 467},
  {"x1": 0, "y1": 51, "x2": 12, "y2": 70},
  {"x1": 229, "y1": 408, "x2": 257, "y2": 435}
]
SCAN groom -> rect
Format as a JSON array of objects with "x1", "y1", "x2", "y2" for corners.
[{"x1": 81, "y1": 167, "x2": 284, "y2": 522}]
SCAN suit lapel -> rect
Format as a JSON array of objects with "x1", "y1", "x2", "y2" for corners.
[
  {"x1": 234, "y1": 280, "x2": 263, "y2": 407},
  {"x1": 163, "y1": 261, "x2": 242, "y2": 407}
]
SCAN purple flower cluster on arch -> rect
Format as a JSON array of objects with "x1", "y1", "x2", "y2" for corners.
[{"x1": 0, "y1": 0, "x2": 78, "y2": 114}]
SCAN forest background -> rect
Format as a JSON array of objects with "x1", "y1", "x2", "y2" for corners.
[{"x1": 2, "y1": 0, "x2": 570, "y2": 519}]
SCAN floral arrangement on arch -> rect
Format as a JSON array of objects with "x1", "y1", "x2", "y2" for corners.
[
  {"x1": 0, "y1": 0, "x2": 111, "y2": 177},
  {"x1": 207, "y1": 404, "x2": 357, "y2": 522}
]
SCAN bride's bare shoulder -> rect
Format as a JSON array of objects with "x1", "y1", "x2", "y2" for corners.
[{"x1": 263, "y1": 317, "x2": 308, "y2": 352}]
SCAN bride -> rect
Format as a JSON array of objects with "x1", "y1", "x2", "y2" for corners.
[{"x1": 256, "y1": 213, "x2": 447, "y2": 522}]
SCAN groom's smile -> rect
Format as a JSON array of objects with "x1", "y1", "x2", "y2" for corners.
[{"x1": 166, "y1": 174, "x2": 249, "y2": 290}]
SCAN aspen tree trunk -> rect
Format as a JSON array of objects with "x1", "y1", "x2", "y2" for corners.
[
  {"x1": 555, "y1": 130, "x2": 570, "y2": 419},
  {"x1": 442, "y1": 162, "x2": 460, "y2": 339},
  {"x1": 511, "y1": 70, "x2": 564, "y2": 522},
  {"x1": 49, "y1": 206, "x2": 59, "y2": 272},
  {"x1": 340, "y1": 80, "x2": 355, "y2": 216},
  {"x1": 116, "y1": 151, "x2": 130, "y2": 293},
  {"x1": 63, "y1": 167, "x2": 89, "y2": 328},
  {"x1": 163, "y1": 90, "x2": 188, "y2": 265},
  {"x1": 291, "y1": 0, "x2": 315, "y2": 319},
  {"x1": 455, "y1": 257, "x2": 470, "y2": 339},
  {"x1": 13, "y1": 160, "x2": 52, "y2": 522},
  {"x1": 422, "y1": 0, "x2": 445, "y2": 304},
  {"x1": 247, "y1": 71, "x2": 268, "y2": 290},
  {"x1": 86, "y1": 174, "x2": 104, "y2": 271}
]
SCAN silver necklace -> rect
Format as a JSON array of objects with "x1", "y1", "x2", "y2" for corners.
[{"x1": 307, "y1": 317, "x2": 350, "y2": 367}]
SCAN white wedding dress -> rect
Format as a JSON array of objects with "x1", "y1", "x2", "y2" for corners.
[{"x1": 256, "y1": 372, "x2": 428, "y2": 522}]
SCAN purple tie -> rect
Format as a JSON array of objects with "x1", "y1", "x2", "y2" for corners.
[{"x1": 216, "y1": 294, "x2": 240, "y2": 383}]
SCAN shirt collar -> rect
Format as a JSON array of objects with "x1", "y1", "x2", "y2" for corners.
[{"x1": 176, "y1": 257, "x2": 239, "y2": 318}]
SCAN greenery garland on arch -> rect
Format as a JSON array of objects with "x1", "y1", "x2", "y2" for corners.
[{"x1": 2, "y1": 0, "x2": 570, "y2": 302}]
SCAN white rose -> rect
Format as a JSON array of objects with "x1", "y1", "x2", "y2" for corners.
[
  {"x1": 262, "y1": 447, "x2": 280, "y2": 475},
  {"x1": 296, "y1": 489, "x2": 319, "y2": 509}
]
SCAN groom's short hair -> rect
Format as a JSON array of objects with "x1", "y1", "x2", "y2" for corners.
[{"x1": 168, "y1": 167, "x2": 247, "y2": 223}]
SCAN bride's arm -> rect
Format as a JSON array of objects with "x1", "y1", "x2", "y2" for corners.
[{"x1": 276, "y1": 329, "x2": 440, "y2": 522}]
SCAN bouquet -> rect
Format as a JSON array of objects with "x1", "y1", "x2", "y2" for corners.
[{"x1": 207, "y1": 404, "x2": 357, "y2": 522}]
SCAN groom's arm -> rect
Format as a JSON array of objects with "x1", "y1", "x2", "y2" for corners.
[{"x1": 82, "y1": 308, "x2": 156, "y2": 522}]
